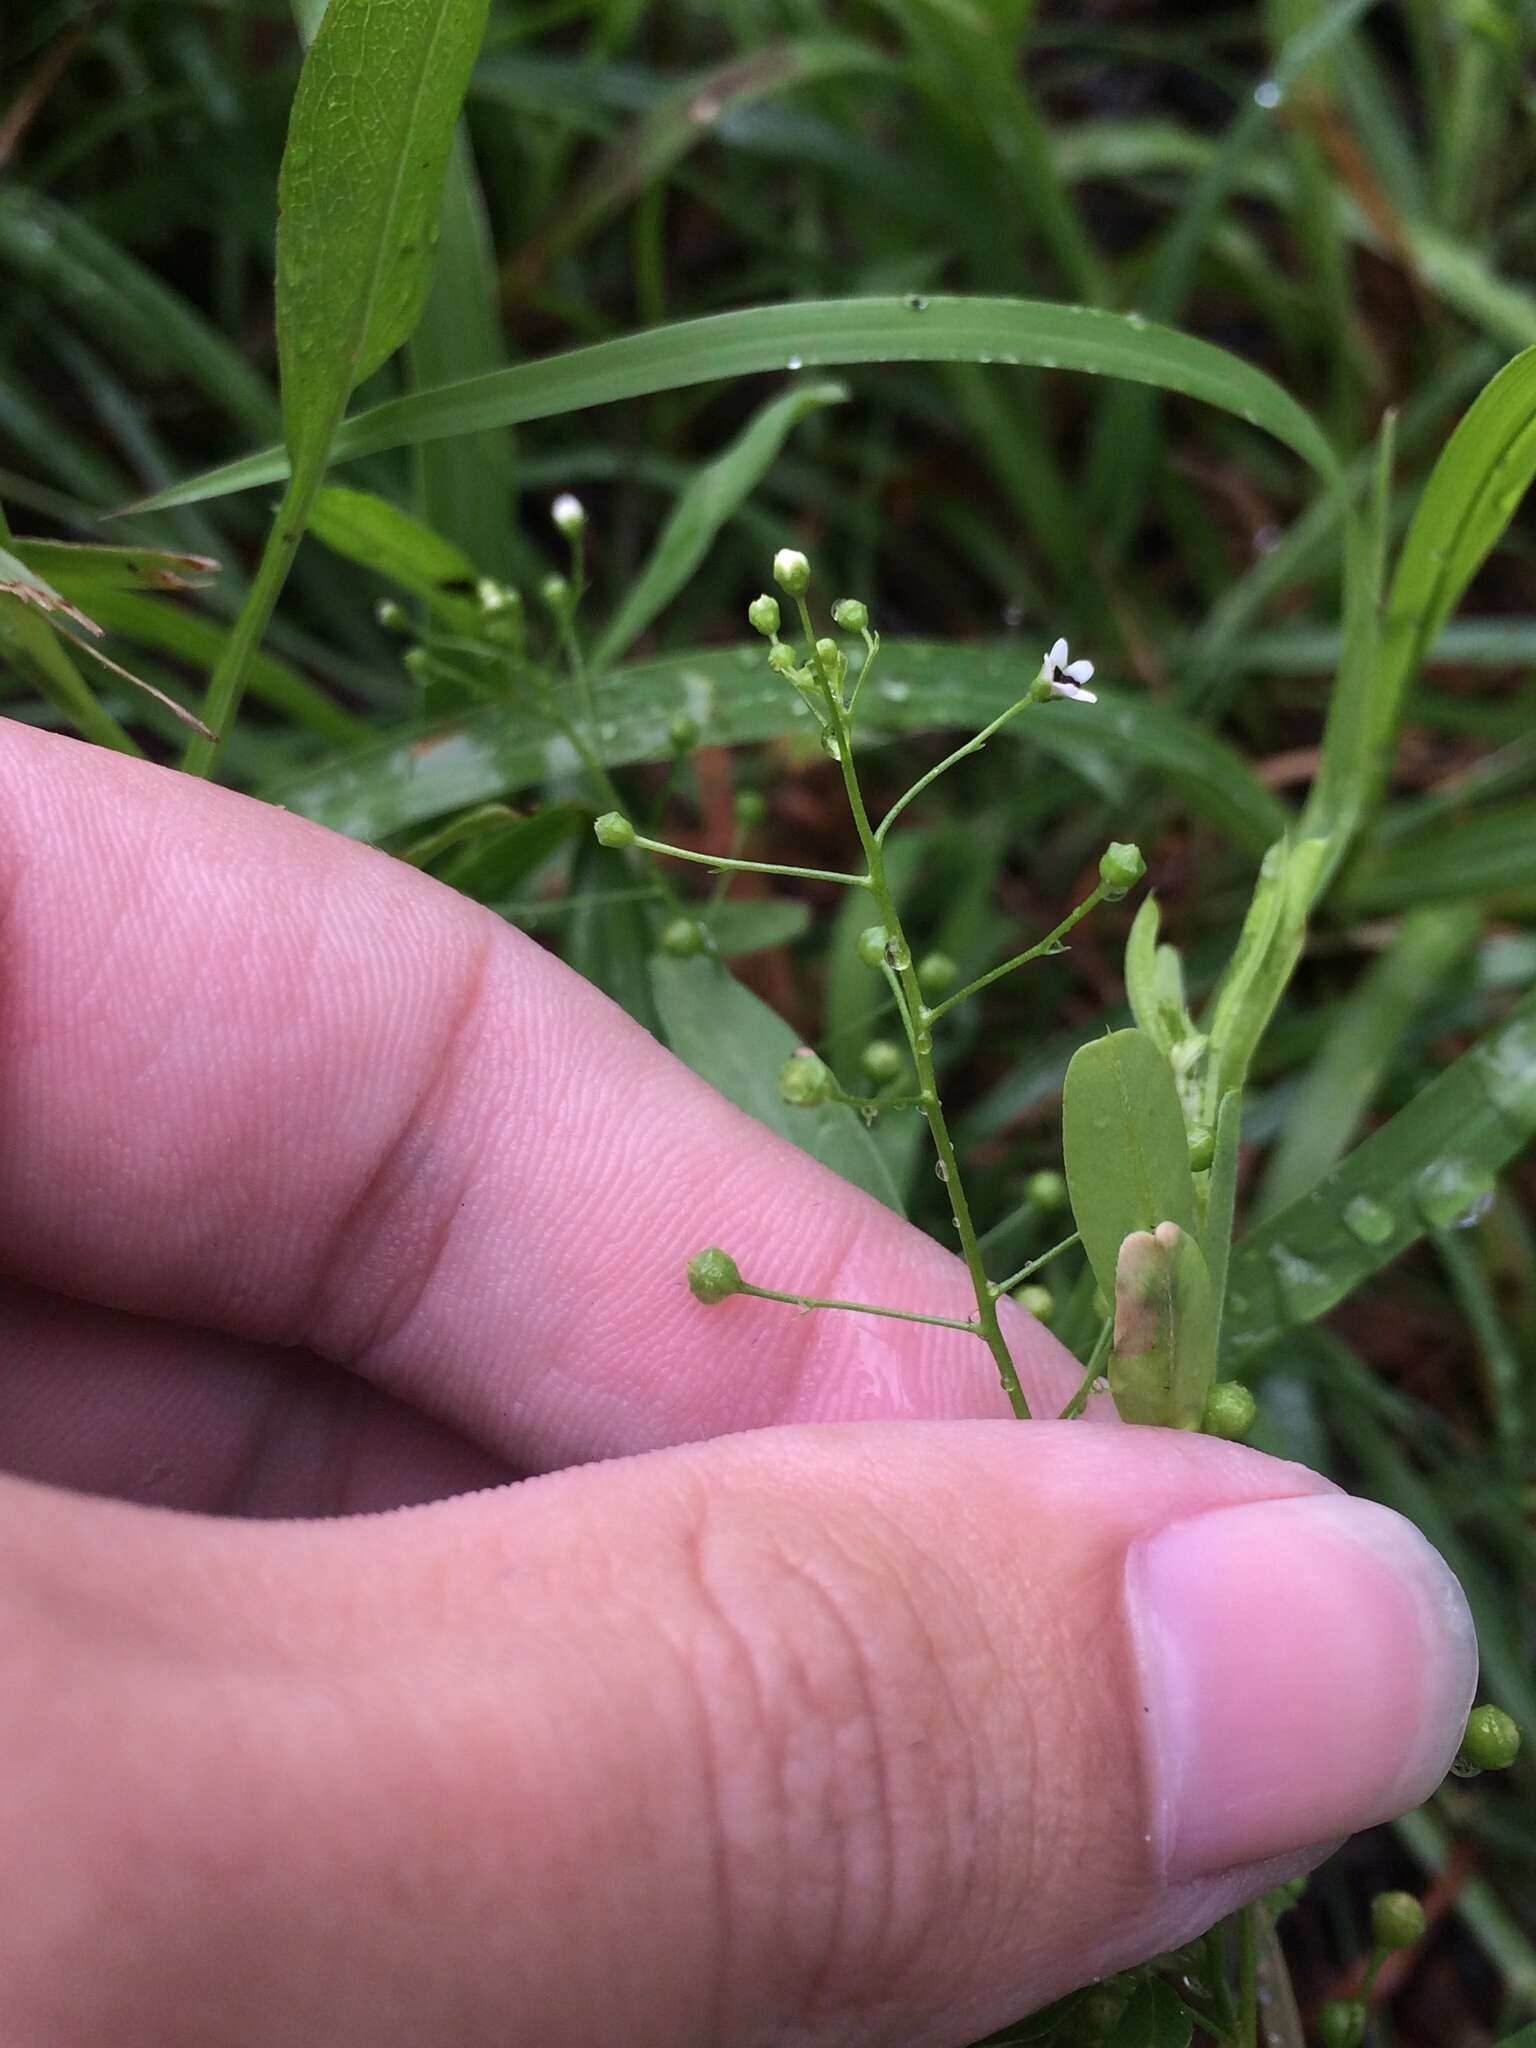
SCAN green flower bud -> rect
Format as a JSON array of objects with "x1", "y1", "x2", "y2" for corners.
[
  {"x1": 1370, "y1": 1890, "x2": 1426, "y2": 1952},
  {"x1": 478, "y1": 577, "x2": 519, "y2": 615},
  {"x1": 1317, "y1": 1999, "x2": 1365, "y2": 2048},
  {"x1": 551, "y1": 491, "x2": 586, "y2": 538},
  {"x1": 778, "y1": 1049, "x2": 835, "y2": 1107},
  {"x1": 659, "y1": 917, "x2": 705, "y2": 959},
  {"x1": 734, "y1": 790, "x2": 767, "y2": 828},
  {"x1": 860, "y1": 1038, "x2": 906, "y2": 1085},
  {"x1": 772, "y1": 547, "x2": 810, "y2": 595},
  {"x1": 1186, "y1": 1123, "x2": 1215, "y2": 1172},
  {"x1": 1025, "y1": 1168, "x2": 1068, "y2": 1212},
  {"x1": 1454, "y1": 1703, "x2": 1522, "y2": 1775},
  {"x1": 593, "y1": 811, "x2": 635, "y2": 850},
  {"x1": 1263, "y1": 1873, "x2": 1308, "y2": 1918},
  {"x1": 767, "y1": 643, "x2": 798, "y2": 676},
  {"x1": 668, "y1": 714, "x2": 701, "y2": 754},
  {"x1": 1016, "y1": 1284, "x2": 1054, "y2": 1320},
  {"x1": 402, "y1": 646, "x2": 431, "y2": 678},
  {"x1": 857, "y1": 925, "x2": 890, "y2": 969},
  {"x1": 1201, "y1": 1380, "x2": 1257, "y2": 1442},
  {"x1": 814, "y1": 637, "x2": 848, "y2": 688},
  {"x1": 375, "y1": 598, "x2": 410, "y2": 632},
  {"x1": 1098, "y1": 841, "x2": 1147, "y2": 900},
  {"x1": 747, "y1": 594, "x2": 781, "y2": 638},
  {"x1": 831, "y1": 597, "x2": 869, "y2": 633},
  {"x1": 917, "y1": 951, "x2": 958, "y2": 997},
  {"x1": 539, "y1": 571, "x2": 570, "y2": 612},
  {"x1": 687, "y1": 1247, "x2": 743, "y2": 1305}
]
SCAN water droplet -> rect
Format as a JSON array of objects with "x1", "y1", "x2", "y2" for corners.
[
  {"x1": 1343, "y1": 1194, "x2": 1395, "y2": 1247},
  {"x1": 905, "y1": 293, "x2": 929, "y2": 311},
  {"x1": 786, "y1": 354, "x2": 803, "y2": 371},
  {"x1": 1253, "y1": 523, "x2": 1280, "y2": 554},
  {"x1": 935, "y1": 1159, "x2": 949, "y2": 1182},
  {"x1": 818, "y1": 730, "x2": 842, "y2": 761},
  {"x1": 1126, "y1": 311, "x2": 1148, "y2": 331},
  {"x1": 1475, "y1": 1016, "x2": 1536, "y2": 1130},
  {"x1": 1253, "y1": 78, "x2": 1283, "y2": 109},
  {"x1": 1269, "y1": 1243, "x2": 1336, "y2": 1322},
  {"x1": 1416, "y1": 1159, "x2": 1495, "y2": 1229}
]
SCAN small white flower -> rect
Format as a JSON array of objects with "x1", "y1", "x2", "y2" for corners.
[
  {"x1": 551, "y1": 492, "x2": 586, "y2": 538},
  {"x1": 1042, "y1": 635, "x2": 1096, "y2": 702}
]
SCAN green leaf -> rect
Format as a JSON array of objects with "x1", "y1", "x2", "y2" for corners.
[
  {"x1": 1100, "y1": 1977, "x2": 1195, "y2": 2048},
  {"x1": 1223, "y1": 987, "x2": 1536, "y2": 1365},
  {"x1": 706, "y1": 898, "x2": 812, "y2": 958},
  {"x1": 1199, "y1": 834, "x2": 1327, "y2": 1118},
  {"x1": 264, "y1": 641, "x2": 1289, "y2": 850},
  {"x1": 1341, "y1": 801, "x2": 1536, "y2": 912},
  {"x1": 1491, "y1": 2023, "x2": 1536, "y2": 2048},
  {"x1": 591, "y1": 380, "x2": 847, "y2": 669},
  {"x1": 651, "y1": 956, "x2": 905, "y2": 1214},
  {"x1": 0, "y1": 594, "x2": 140, "y2": 755},
  {"x1": 563, "y1": 840, "x2": 662, "y2": 1037},
  {"x1": 136, "y1": 294, "x2": 1341, "y2": 512},
  {"x1": 5, "y1": 540, "x2": 219, "y2": 595},
  {"x1": 1109, "y1": 1222, "x2": 1216, "y2": 1430},
  {"x1": 1062, "y1": 1028, "x2": 1198, "y2": 1306},
  {"x1": 275, "y1": 0, "x2": 493, "y2": 478},
  {"x1": 1124, "y1": 894, "x2": 1199, "y2": 1059},
  {"x1": 1201, "y1": 1089, "x2": 1243, "y2": 1354},
  {"x1": 308, "y1": 484, "x2": 480, "y2": 607}
]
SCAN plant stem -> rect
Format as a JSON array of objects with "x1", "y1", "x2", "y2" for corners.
[
  {"x1": 990, "y1": 1232, "x2": 1081, "y2": 1298},
  {"x1": 926, "y1": 884, "x2": 1109, "y2": 1021},
  {"x1": 874, "y1": 689, "x2": 1036, "y2": 844},
  {"x1": 1236, "y1": 1904, "x2": 1259, "y2": 2048},
  {"x1": 1059, "y1": 1316, "x2": 1112, "y2": 1419},
  {"x1": 629, "y1": 830, "x2": 867, "y2": 889},
  {"x1": 737, "y1": 1280, "x2": 978, "y2": 1332},
  {"x1": 797, "y1": 603, "x2": 1027, "y2": 1418},
  {"x1": 183, "y1": 469, "x2": 310, "y2": 775}
]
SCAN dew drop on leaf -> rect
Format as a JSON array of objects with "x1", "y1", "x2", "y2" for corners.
[{"x1": 1343, "y1": 1194, "x2": 1395, "y2": 1246}]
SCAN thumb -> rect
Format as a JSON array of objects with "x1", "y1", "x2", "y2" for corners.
[{"x1": 1, "y1": 1427, "x2": 1475, "y2": 2048}]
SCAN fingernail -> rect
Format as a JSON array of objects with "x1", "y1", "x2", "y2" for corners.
[{"x1": 1126, "y1": 1494, "x2": 1478, "y2": 1879}]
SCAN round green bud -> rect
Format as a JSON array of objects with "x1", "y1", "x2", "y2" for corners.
[
  {"x1": 1454, "y1": 1703, "x2": 1522, "y2": 1775},
  {"x1": 1186, "y1": 1123, "x2": 1215, "y2": 1172},
  {"x1": 778, "y1": 1049, "x2": 835, "y2": 1108},
  {"x1": 1201, "y1": 1380, "x2": 1257, "y2": 1442},
  {"x1": 861, "y1": 1038, "x2": 906, "y2": 1085},
  {"x1": 1317, "y1": 2000, "x2": 1365, "y2": 2048},
  {"x1": 767, "y1": 643, "x2": 798, "y2": 676},
  {"x1": 659, "y1": 917, "x2": 705, "y2": 959},
  {"x1": 375, "y1": 598, "x2": 410, "y2": 633},
  {"x1": 1016, "y1": 1284, "x2": 1054, "y2": 1320},
  {"x1": 478, "y1": 577, "x2": 520, "y2": 615},
  {"x1": 1077, "y1": 1987, "x2": 1128, "y2": 2036},
  {"x1": 917, "y1": 951, "x2": 958, "y2": 997},
  {"x1": 401, "y1": 646, "x2": 431, "y2": 678},
  {"x1": 1098, "y1": 840, "x2": 1147, "y2": 900},
  {"x1": 668, "y1": 714, "x2": 701, "y2": 754},
  {"x1": 1025, "y1": 1168, "x2": 1068, "y2": 1212},
  {"x1": 772, "y1": 547, "x2": 810, "y2": 595},
  {"x1": 831, "y1": 598, "x2": 869, "y2": 633},
  {"x1": 1370, "y1": 1890, "x2": 1427, "y2": 1952},
  {"x1": 857, "y1": 924, "x2": 890, "y2": 969},
  {"x1": 539, "y1": 571, "x2": 570, "y2": 612},
  {"x1": 747, "y1": 594, "x2": 781, "y2": 638},
  {"x1": 734, "y1": 790, "x2": 768, "y2": 828},
  {"x1": 551, "y1": 491, "x2": 586, "y2": 538},
  {"x1": 687, "y1": 1247, "x2": 743, "y2": 1305},
  {"x1": 1262, "y1": 1873, "x2": 1309, "y2": 1918},
  {"x1": 593, "y1": 811, "x2": 635, "y2": 850}
]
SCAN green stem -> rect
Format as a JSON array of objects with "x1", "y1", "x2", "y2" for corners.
[
  {"x1": 736, "y1": 1281, "x2": 978, "y2": 1333},
  {"x1": 1236, "y1": 1905, "x2": 1258, "y2": 2048},
  {"x1": 183, "y1": 470, "x2": 310, "y2": 776},
  {"x1": 1059, "y1": 1316, "x2": 1112, "y2": 1420},
  {"x1": 801, "y1": 612, "x2": 1027, "y2": 1419},
  {"x1": 926, "y1": 884, "x2": 1108, "y2": 1022},
  {"x1": 874, "y1": 690, "x2": 1036, "y2": 844},
  {"x1": 630, "y1": 830, "x2": 867, "y2": 889},
  {"x1": 990, "y1": 1232, "x2": 1081, "y2": 1299}
]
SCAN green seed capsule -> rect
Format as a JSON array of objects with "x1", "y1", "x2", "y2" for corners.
[
  {"x1": 747, "y1": 594, "x2": 781, "y2": 638},
  {"x1": 594, "y1": 811, "x2": 635, "y2": 849},
  {"x1": 1454, "y1": 1703, "x2": 1521, "y2": 1775},
  {"x1": 539, "y1": 571, "x2": 570, "y2": 612},
  {"x1": 1186, "y1": 1123, "x2": 1215, "y2": 1172},
  {"x1": 1015, "y1": 1284, "x2": 1054, "y2": 1320},
  {"x1": 659, "y1": 918, "x2": 705, "y2": 959},
  {"x1": 687, "y1": 1247, "x2": 743, "y2": 1305},
  {"x1": 668, "y1": 715, "x2": 701, "y2": 754},
  {"x1": 1317, "y1": 1999, "x2": 1365, "y2": 2048},
  {"x1": 861, "y1": 1038, "x2": 906, "y2": 1085},
  {"x1": 831, "y1": 598, "x2": 869, "y2": 632},
  {"x1": 1025, "y1": 1168, "x2": 1069, "y2": 1212},
  {"x1": 734, "y1": 790, "x2": 767, "y2": 828},
  {"x1": 1201, "y1": 1381, "x2": 1257, "y2": 1442},
  {"x1": 375, "y1": 599, "x2": 410, "y2": 632},
  {"x1": 1098, "y1": 841, "x2": 1147, "y2": 900},
  {"x1": 857, "y1": 925, "x2": 890, "y2": 969},
  {"x1": 1370, "y1": 1890, "x2": 1426, "y2": 1952},
  {"x1": 917, "y1": 951, "x2": 958, "y2": 997},
  {"x1": 778, "y1": 1050, "x2": 835, "y2": 1107}
]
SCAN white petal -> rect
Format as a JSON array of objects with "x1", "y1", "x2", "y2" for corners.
[
  {"x1": 1047, "y1": 636, "x2": 1069, "y2": 670},
  {"x1": 1066, "y1": 658, "x2": 1095, "y2": 684},
  {"x1": 1051, "y1": 679, "x2": 1096, "y2": 703}
]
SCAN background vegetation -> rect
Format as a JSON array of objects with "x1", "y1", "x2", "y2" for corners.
[{"x1": 2, "y1": 1, "x2": 1533, "y2": 2042}]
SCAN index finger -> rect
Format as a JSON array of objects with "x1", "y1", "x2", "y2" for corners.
[{"x1": 0, "y1": 725, "x2": 1078, "y2": 1468}]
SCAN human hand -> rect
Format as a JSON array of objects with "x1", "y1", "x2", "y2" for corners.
[{"x1": 0, "y1": 724, "x2": 1476, "y2": 2046}]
